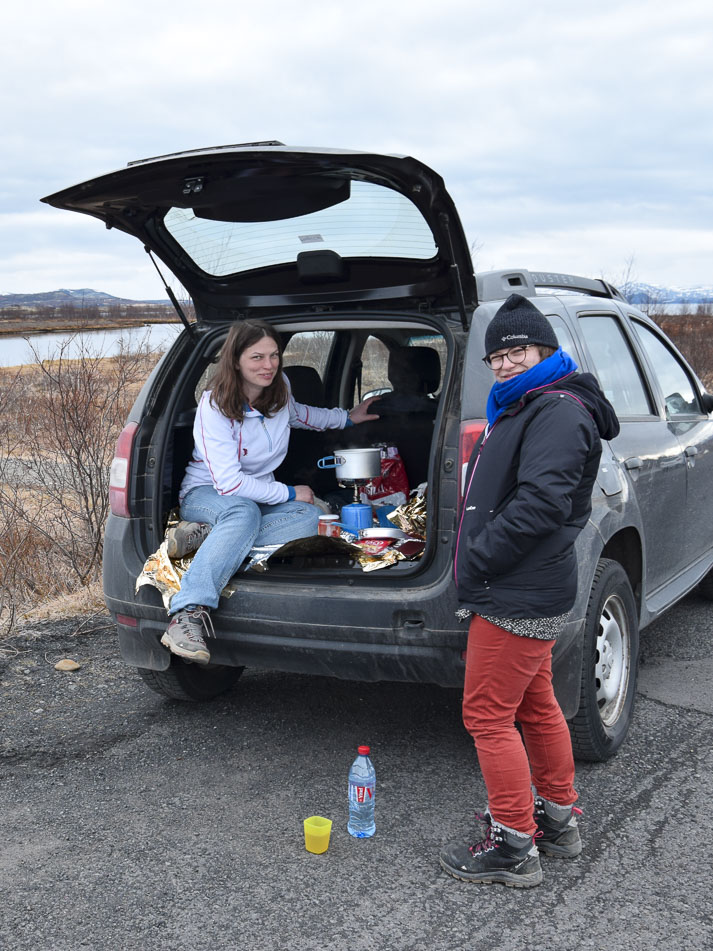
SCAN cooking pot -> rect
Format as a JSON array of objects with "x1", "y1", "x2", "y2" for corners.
[{"x1": 317, "y1": 447, "x2": 382, "y2": 481}]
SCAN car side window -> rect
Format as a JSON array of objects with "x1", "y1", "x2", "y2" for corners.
[
  {"x1": 578, "y1": 314, "x2": 652, "y2": 416},
  {"x1": 282, "y1": 330, "x2": 335, "y2": 377},
  {"x1": 632, "y1": 320, "x2": 701, "y2": 417},
  {"x1": 544, "y1": 314, "x2": 578, "y2": 358}
]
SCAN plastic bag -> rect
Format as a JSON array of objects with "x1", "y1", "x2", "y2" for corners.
[{"x1": 362, "y1": 448, "x2": 409, "y2": 502}]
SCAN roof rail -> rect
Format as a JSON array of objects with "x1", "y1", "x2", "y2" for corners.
[{"x1": 476, "y1": 269, "x2": 627, "y2": 304}]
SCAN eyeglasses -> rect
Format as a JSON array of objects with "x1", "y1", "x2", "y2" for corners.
[{"x1": 482, "y1": 345, "x2": 532, "y2": 369}]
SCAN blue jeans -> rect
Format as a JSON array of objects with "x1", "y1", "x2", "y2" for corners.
[{"x1": 170, "y1": 485, "x2": 320, "y2": 613}]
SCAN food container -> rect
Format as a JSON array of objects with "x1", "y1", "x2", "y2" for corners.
[
  {"x1": 318, "y1": 515, "x2": 341, "y2": 537},
  {"x1": 360, "y1": 526, "x2": 410, "y2": 541},
  {"x1": 317, "y1": 447, "x2": 382, "y2": 481}
]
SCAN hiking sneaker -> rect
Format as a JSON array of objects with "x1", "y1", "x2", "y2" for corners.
[
  {"x1": 534, "y1": 797, "x2": 583, "y2": 858},
  {"x1": 160, "y1": 606, "x2": 215, "y2": 665},
  {"x1": 165, "y1": 521, "x2": 211, "y2": 559},
  {"x1": 439, "y1": 817, "x2": 543, "y2": 888}
]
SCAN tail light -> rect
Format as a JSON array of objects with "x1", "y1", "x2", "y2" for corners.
[
  {"x1": 458, "y1": 419, "x2": 486, "y2": 504},
  {"x1": 109, "y1": 422, "x2": 139, "y2": 518}
]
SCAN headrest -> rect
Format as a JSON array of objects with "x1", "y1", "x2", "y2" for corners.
[
  {"x1": 387, "y1": 346, "x2": 440, "y2": 396},
  {"x1": 284, "y1": 365, "x2": 325, "y2": 406}
]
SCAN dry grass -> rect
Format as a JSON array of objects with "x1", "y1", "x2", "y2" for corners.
[
  {"x1": 653, "y1": 314, "x2": 713, "y2": 391},
  {"x1": 0, "y1": 307, "x2": 181, "y2": 338},
  {"x1": 16, "y1": 580, "x2": 108, "y2": 625},
  {"x1": 0, "y1": 342, "x2": 164, "y2": 636}
]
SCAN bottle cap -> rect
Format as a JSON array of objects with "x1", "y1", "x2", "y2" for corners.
[{"x1": 357, "y1": 745, "x2": 370, "y2": 755}]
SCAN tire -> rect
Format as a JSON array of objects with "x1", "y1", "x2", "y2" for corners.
[
  {"x1": 569, "y1": 558, "x2": 639, "y2": 762},
  {"x1": 697, "y1": 569, "x2": 713, "y2": 601},
  {"x1": 137, "y1": 657, "x2": 244, "y2": 701}
]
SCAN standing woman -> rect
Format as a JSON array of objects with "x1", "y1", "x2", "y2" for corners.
[
  {"x1": 161, "y1": 319, "x2": 378, "y2": 665},
  {"x1": 439, "y1": 294, "x2": 619, "y2": 888}
]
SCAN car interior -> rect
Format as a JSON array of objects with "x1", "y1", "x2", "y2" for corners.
[{"x1": 162, "y1": 326, "x2": 445, "y2": 525}]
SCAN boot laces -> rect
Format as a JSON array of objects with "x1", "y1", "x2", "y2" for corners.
[
  {"x1": 534, "y1": 796, "x2": 583, "y2": 820},
  {"x1": 469, "y1": 822, "x2": 502, "y2": 855},
  {"x1": 184, "y1": 524, "x2": 209, "y2": 546},
  {"x1": 176, "y1": 606, "x2": 215, "y2": 642}
]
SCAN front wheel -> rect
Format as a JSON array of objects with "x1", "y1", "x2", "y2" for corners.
[
  {"x1": 569, "y1": 559, "x2": 639, "y2": 762},
  {"x1": 138, "y1": 657, "x2": 244, "y2": 701}
]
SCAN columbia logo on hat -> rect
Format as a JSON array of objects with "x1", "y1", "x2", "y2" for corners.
[{"x1": 484, "y1": 294, "x2": 558, "y2": 356}]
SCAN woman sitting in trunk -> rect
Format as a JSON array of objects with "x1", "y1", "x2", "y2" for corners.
[{"x1": 161, "y1": 319, "x2": 378, "y2": 665}]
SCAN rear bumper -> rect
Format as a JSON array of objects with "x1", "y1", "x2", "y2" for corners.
[
  {"x1": 116, "y1": 615, "x2": 469, "y2": 686},
  {"x1": 105, "y1": 514, "x2": 583, "y2": 704}
]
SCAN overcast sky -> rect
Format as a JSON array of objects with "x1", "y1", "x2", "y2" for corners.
[{"x1": 1, "y1": 0, "x2": 711, "y2": 301}]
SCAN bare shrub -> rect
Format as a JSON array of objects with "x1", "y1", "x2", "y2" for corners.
[
  {"x1": 0, "y1": 333, "x2": 161, "y2": 634},
  {"x1": 653, "y1": 311, "x2": 713, "y2": 391}
]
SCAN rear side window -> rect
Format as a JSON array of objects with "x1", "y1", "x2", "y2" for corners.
[
  {"x1": 632, "y1": 320, "x2": 701, "y2": 417},
  {"x1": 282, "y1": 331, "x2": 335, "y2": 378},
  {"x1": 546, "y1": 314, "x2": 578, "y2": 358},
  {"x1": 579, "y1": 314, "x2": 652, "y2": 416},
  {"x1": 354, "y1": 335, "x2": 445, "y2": 404}
]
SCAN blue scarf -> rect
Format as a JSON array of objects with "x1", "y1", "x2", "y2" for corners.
[{"x1": 485, "y1": 348, "x2": 579, "y2": 426}]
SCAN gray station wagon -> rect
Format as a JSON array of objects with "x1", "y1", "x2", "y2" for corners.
[{"x1": 42, "y1": 143, "x2": 713, "y2": 762}]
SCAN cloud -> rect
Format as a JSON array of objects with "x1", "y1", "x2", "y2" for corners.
[{"x1": 1, "y1": 0, "x2": 712, "y2": 296}]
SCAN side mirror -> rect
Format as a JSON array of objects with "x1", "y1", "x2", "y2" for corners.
[{"x1": 701, "y1": 393, "x2": 713, "y2": 414}]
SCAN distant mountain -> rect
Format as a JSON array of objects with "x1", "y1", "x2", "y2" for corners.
[
  {"x1": 0, "y1": 288, "x2": 171, "y2": 309},
  {"x1": 621, "y1": 282, "x2": 713, "y2": 306}
]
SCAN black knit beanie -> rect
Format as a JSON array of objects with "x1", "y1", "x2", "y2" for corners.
[{"x1": 484, "y1": 294, "x2": 559, "y2": 357}]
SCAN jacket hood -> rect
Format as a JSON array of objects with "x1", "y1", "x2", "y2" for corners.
[{"x1": 556, "y1": 372, "x2": 620, "y2": 441}]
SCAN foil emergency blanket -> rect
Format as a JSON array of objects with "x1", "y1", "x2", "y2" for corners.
[
  {"x1": 136, "y1": 490, "x2": 430, "y2": 605},
  {"x1": 385, "y1": 490, "x2": 427, "y2": 539}
]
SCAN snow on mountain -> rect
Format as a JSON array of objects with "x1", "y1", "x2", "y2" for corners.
[{"x1": 621, "y1": 282, "x2": 713, "y2": 306}]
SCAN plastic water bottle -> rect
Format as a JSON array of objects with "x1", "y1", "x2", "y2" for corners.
[{"x1": 348, "y1": 745, "x2": 376, "y2": 838}]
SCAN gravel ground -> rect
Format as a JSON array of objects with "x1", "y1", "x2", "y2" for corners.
[{"x1": 1, "y1": 596, "x2": 712, "y2": 951}]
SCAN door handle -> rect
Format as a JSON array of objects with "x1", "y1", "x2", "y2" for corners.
[{"x1": 624, "y1": 457, "x2": 642, "y2": 470}]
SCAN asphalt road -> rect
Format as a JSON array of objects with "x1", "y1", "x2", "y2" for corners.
[{"x1": 1, "y1": 591, "x2": 712, "y2": 951}]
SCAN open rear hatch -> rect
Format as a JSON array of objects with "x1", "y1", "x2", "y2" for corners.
[{"x1": 41, "y1": 143, "x2": 475, "y2": 325}]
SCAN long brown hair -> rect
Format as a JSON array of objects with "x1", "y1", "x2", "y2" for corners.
[{"x1": 209, "y1": 320, "x2": 288, "y2": 421}]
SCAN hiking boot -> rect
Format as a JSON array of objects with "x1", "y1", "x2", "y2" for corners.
[
  {"x1": 534, "y1": 797, "x2": 583, "y2": 858},
  {"x1": 439, "y1": 818, "x2": 543, "y2": 888},
  {"x1": 165, "y1": 521, "x2": 211, "y2": 559},
  {"x1": 160, "y1": 606, "x2": 214, "y2": 664}
]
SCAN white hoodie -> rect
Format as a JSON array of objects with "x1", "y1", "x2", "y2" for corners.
[{"x1": 179, "y1": 376, "x2": 349, "y2": 505}]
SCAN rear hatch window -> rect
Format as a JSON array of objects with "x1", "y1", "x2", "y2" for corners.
[{"x1": 164, "y1": 180, "x2": 438, "y2": 276}]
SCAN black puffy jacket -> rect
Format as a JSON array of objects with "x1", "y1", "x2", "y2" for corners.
[{"x1": 454, "y1": 372, "x2": 619, "y2": 618}]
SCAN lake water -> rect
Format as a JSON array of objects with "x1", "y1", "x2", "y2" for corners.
[{"x1": 0, "y1": 322, "x2": 183, "y2": 368}]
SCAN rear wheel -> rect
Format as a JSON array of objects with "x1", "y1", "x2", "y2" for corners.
[
  {"x1": 569, "y1": 558, "x2": 639, "y2": 762},
  {"x1": 138, "y1": 657, "x2": 244, "y2": 701}
]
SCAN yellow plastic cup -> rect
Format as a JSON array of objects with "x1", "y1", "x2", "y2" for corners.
[{"x1": 304, "y1": 816, "x2": 332, "y2": 854}]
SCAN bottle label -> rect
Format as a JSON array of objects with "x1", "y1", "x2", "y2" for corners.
[{"x1": 349, "y1": 783, "x2": 373, "y2": 804}]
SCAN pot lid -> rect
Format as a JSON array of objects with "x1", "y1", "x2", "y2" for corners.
[{"x1": 41, "y1": 143, "x2": 476, "y2": 323}]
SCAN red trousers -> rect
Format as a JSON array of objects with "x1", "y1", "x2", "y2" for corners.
[{"x1": 462, "y1": 615, "x2": 577, "y2": 835}]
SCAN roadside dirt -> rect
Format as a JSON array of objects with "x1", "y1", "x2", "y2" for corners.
[{"x1": 0, "y1": 615, "x2": 127, "y2": 764}]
